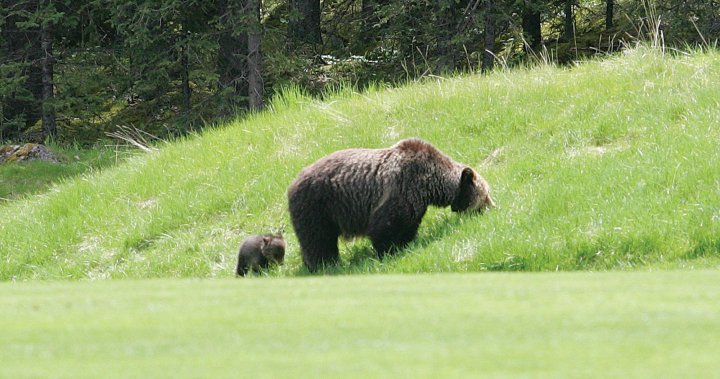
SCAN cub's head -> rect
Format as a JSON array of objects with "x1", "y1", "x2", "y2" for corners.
[
  {"x1": 451, "y1": 167, "x2": 495, "y2": 213},
  {"x1": 261, "y1": 235, "x2": 286, "y2": 264}
]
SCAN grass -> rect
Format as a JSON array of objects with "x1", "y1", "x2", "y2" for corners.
[
  {"x1": 1, "y1": 47, "x2": 718, "y2": 377},
  {"x1": 1, "y1": 271, "x2": 719, "y2": 378},
  {"x1": 0, "y1": 144, "x2": 127, "y2": 202},
  {"x1": 1, "y1": 47, "x2": 720, "y2": 279}
]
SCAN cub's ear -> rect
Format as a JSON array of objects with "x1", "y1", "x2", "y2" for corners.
[
  {"x1": 451, "y1": 167, "x2": 476, "y2": 212},
  {"x1": 262, "y1": 236, "x2": 271, "y2": 246}
]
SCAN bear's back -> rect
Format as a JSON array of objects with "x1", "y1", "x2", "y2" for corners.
[
  {"x1": 288, "y1": 147, "x2": 400, "y2": 235},
  {"x1": 288, "y1": 138, "x2": 462, "y2": 236}
]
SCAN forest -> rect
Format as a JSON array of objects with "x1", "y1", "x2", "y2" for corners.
[{"x1": 1, "y1": 0, "x2": 718, "y2": 143}]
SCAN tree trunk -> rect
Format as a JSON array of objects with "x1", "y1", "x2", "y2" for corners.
[
  {"x1": 522, "y1": 0, "x2": 542, "y2": 52},
  {"x1": 217, "y1": 0, "x2": 249, "y2": 111},
  {"x1": 563, "y1": 0, "x2": 574, "y2": 41},
  {"x1": 40, "y1": 20, "x2": 56, "y2": 139},
  {"x1": 605, "y1": 0, "x2": 614, "y2": 29},
  {"x1": 180, "y1": 37, "x2": 192, "y2": 128},
  {"x1": 482, "y1": 0, "x2": 495, "y2": 73},
  {"x1": 288, "y1": 0, "x2": 322, "y2": 48},
  {"x1": 247, "y1": 0, "x2": 263, "y2": 111}
]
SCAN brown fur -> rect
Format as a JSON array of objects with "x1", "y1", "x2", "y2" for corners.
[
  {"x1": 287, "y1": 138, "x2": 494, "y2": 272},
  {"x1": 236, "y1": 234, "x2": 286, "y2": 276}
]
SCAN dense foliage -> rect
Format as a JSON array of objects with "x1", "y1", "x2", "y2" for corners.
[{"x1": 0, "y1": 0, "x2": 718, "y2": 142}]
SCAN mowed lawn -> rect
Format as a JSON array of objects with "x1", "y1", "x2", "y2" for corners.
[{"x1": 2, "y1": 270, "x2": 718, "y2": 378}]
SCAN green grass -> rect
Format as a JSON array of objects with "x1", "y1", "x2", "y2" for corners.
[
  {"x1": 0, "y1": 144, "x2": 126, "y2": 202},
  {"x1": 2, "y1": 47, "x2": 720, "y2": 279},
  {"x1": 2, "y1": 49, "x2": 718, "y2": 377},
  {"x1": 1, "y1": 271, "x2": 719, "y2": 378}
]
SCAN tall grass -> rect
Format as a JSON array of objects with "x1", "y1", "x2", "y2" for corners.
[{"x1": 1, "y1": 47, "x2": 719, "y2": 280}]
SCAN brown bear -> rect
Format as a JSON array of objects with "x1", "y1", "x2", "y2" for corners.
[
  {"x1": 287, "y1": 138, "x2": 494, "y2": 272},
  {"x1": 236, "y1": 234, "x2": 286, "y2": 276}
]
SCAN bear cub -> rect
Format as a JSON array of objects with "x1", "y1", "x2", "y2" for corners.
[{"x1": 236, "y1": 234, "x2": 286, "y2": 276}]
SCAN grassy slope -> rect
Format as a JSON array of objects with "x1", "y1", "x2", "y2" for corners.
[
  {"x1": 1, "y1": 48, "x2": 720, "y2": 280},
  {"x1": 0, "y1": 145, "x2": 125, "y2": 202},
  {"x1": 2, "y1": 271, "x2": 719, "y2": 378}
]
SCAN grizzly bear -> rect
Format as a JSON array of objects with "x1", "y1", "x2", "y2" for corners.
[
  {"x1": 287, "y1": 138, "x2": 494, "y2": 272},
  {"x1": 236, "y1": 234, "x2": 286, "y2": 276}
]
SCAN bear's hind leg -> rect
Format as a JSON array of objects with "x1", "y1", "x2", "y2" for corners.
[
  {"x1": 295, "y1": 220, "x2": 340, "y2": 272},
  {"x1": 303, "y1": 235, "x2": 339, "y2": 272}
]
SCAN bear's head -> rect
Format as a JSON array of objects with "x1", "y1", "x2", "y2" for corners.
[
  {"x1": 451, "y1": 167, "x2": 495, "y2": 213},
  {"x1": 261, "y1": 235, "x2": 286, "y2": 264}
]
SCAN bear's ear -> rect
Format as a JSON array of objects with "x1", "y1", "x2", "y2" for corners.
[
  {"x1": 451, "y1": 167, "x2": 476, "y2": 212},
  {"x1": 262, "y1": 236, "x2": 271, "y2": 246}
]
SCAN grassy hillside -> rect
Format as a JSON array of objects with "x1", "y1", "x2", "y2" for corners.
[
  {"x1": 1, "y1": 47, "x2": 720, "y2": 280},
  {"x1": 0, "y1": 144, "x2": 125, "y2": 202},
  {"x1": 2, "y1": 271, "x2": 719, "y2": 378}
]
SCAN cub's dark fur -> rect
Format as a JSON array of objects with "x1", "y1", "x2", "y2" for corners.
[
  {"x1": 236, "y1": 234, "x2": 286, "y2": 276},
  {"x1": 287, "y1": 138, "x2": 494, "y2": 272}
]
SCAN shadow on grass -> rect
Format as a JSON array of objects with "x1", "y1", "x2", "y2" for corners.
[
  {"x1": 573, "y1": 234, "x2": 661, "y2": 270},
  {"x1": 0, "y1": 147, "x2": 126, "y2": 203},
  {"x1": 485, "y1": 254, "x2": 530, "y2": 271},
  {"x1": 684, "y1": 237, "x2": 720, "y2": 261}
]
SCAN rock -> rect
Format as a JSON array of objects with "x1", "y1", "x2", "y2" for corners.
[{"x1": 0, "y1": 143, "x2": 62, "y2": 164}]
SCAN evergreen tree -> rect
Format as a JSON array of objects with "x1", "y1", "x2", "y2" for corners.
[
  {"x1": 247, "y1": 0, "x2": 263, "y2": 111},
  {"x1": 521, "y1": 0, "x2": 542, "y2": 51},
  {"x1": 288, "y1": 0, "x2": 322, "y2": 48},
  {"x1": 482, "y1": 0, "x2": 495, "y2": 72},
  {"x1": 217, "y1": 0, "x2": 249, "y2": 114},
  {"x1": 106, "y1": 0, "x2": 215, "y2": 131}
]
